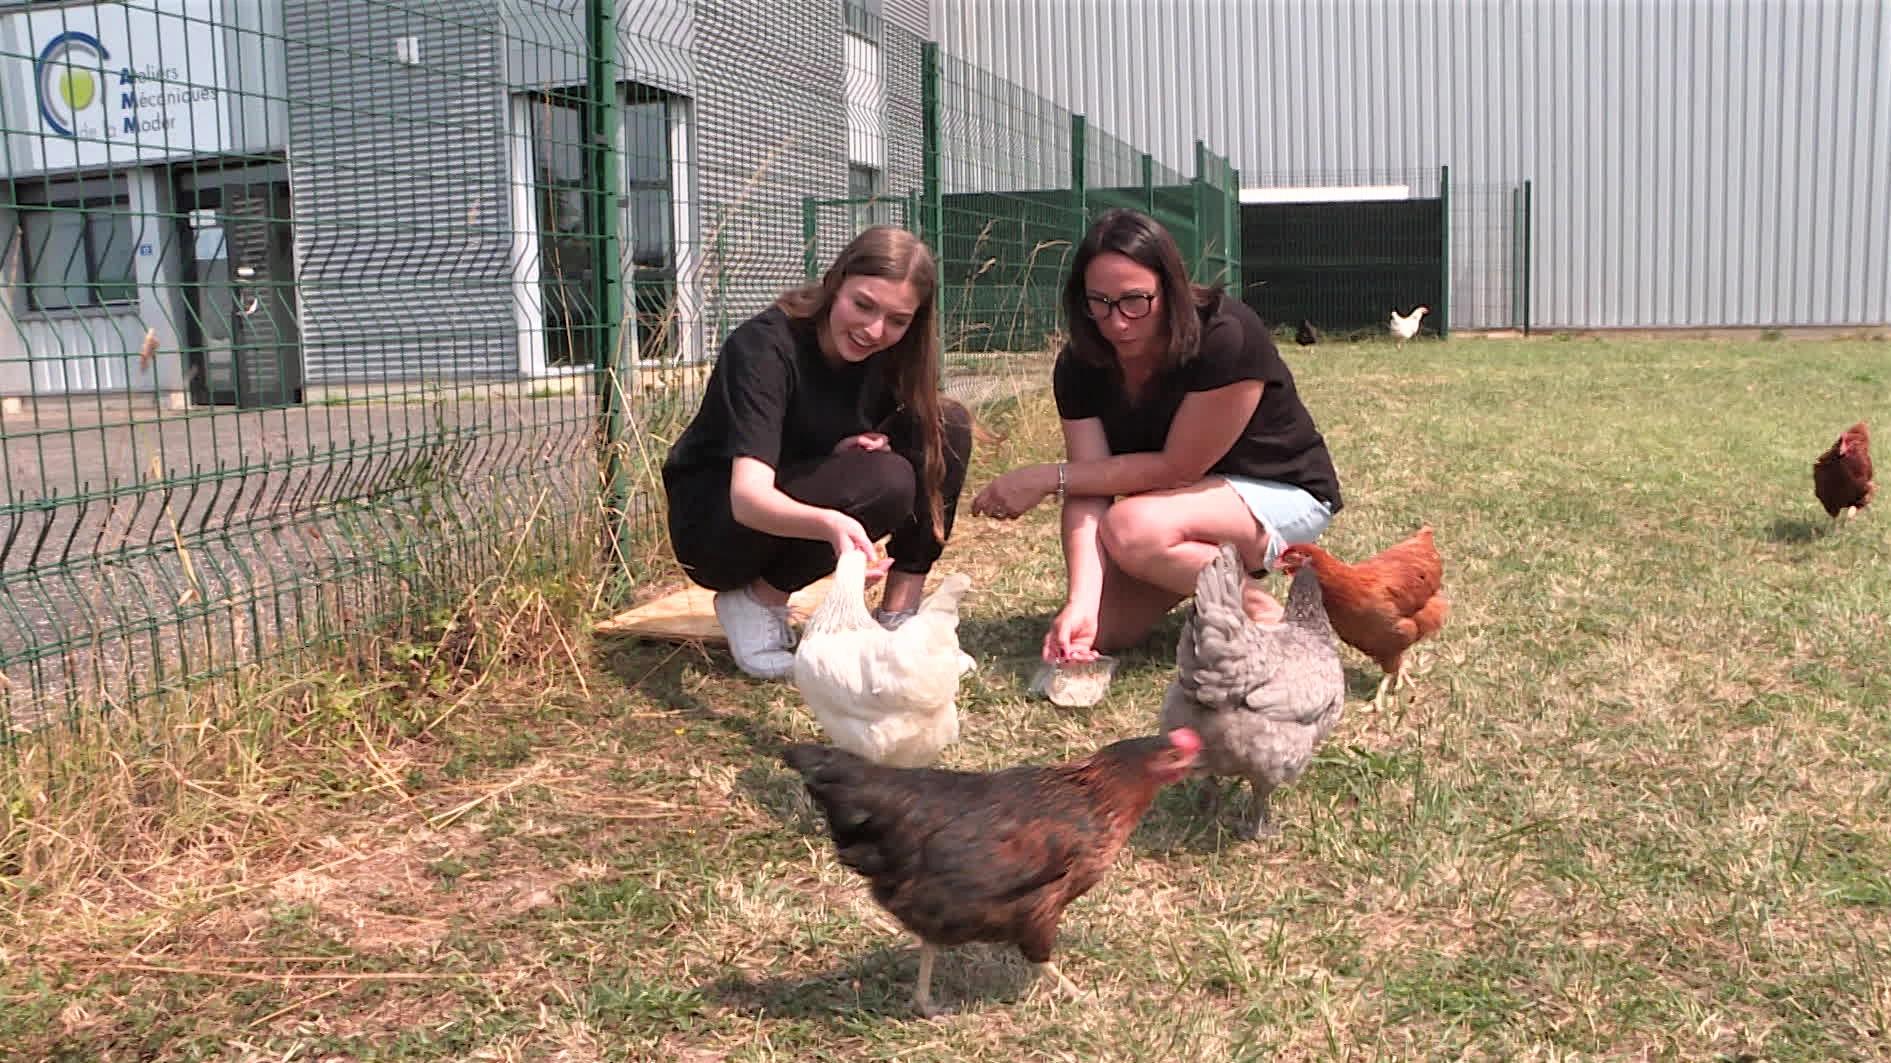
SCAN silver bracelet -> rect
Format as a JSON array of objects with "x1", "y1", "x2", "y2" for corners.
[{"x1": 1055, "y1": 461, "x2": 1067, "y2": 505}]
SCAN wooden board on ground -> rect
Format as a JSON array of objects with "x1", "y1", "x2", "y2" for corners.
[{"x1": 593, "y1": 577, "x2": 836, "y2": 644}]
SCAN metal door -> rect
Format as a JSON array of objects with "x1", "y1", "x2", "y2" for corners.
[{"x1": 177, "y1": 166, "x2": 302, "y2": 407}]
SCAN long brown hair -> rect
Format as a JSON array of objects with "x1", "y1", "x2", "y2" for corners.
[
  {"x1": 777, "y1": 225, "x2": 949, "y2": 531},
  {"x1": 1061, "y1": 208, "x2": 1221, "y2": 374}
]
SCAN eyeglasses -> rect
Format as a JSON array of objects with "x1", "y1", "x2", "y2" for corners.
[{"x1": 1083, "y1": 291, "x2": 1156, "y2": 321}]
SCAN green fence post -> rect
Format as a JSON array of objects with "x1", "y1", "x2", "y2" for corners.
[
  {"x1": 713, "y1": 226, "x2": 729, "y2": 342},
  {"x1": 802, "y1": 198, "x2": 819, "y2": 279},
  {"x1": 1512, "y1": 184, "x2": 1527, "y2": 327},
  {"x1": 1522, "y1": 178, "x2": 1533, "y2": 336},
  {"x1": 920, "y1": 42, "x2": 943, "y2": 249},
  {"x1": 1228, "y1": 163, "x2": 1242, "y2": 294},
  {"x1": 1069, "y1": 113, "x2": 1088, "y2": 234},
  {"x1": 1438, "y1": 164, "x2": 1451, "y2": 339},
  {"x1": 587, "y1": 0, "x2": 631, "y2": 573},
  {"x1": 1190, "y1": 139, "x2": 1208, "y2": 279},
  {"x1": 1141, "y1": 152, "x2": 1155, "y2": 214},
  {"x1": 920, "y1": 41, "x2": 944, "y2": 368}
]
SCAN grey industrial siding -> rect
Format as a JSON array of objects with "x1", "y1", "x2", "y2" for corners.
[
  {"x1": 937, "y1": 0, "x2": 1891, "y2": 330},
  {"x1": 502, "y1": 1, "x2": 693, "y2": 100},
  {"x1": 218, "y1": 0, "x2": 292, "y2": 159},
  {"x1": 288, "y1": 0, "x2": 907, "y2": 379},
  {"x1": 881, "y1": 0, "x2": 928, "y2": 207},
  {"x1": 284, "y1": 0, "x2": 516, "y2": 383},
  {"x1": 614, "y1": 0, "x2": 693, "y2": 94},
  {"x1": 692, "y1": 0, "x2": 849, "y2": 330}
]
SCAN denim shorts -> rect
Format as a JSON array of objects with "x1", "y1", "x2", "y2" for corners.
[{"x1": 1220, "y1": 475, "x2": 1335, "y2": 572}]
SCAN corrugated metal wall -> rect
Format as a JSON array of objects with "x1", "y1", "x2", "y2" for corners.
[
  {"x1": 880, "y1": 0, "x2": 931, "y2": 200},
  {"x1": 936, "y1": 0, "x2": 1891, "y2": 330},
  {"x1": 691, "y1": 0, "x2": 930, "y2": 337},
  {"x1": 285, "y1": 0, "x2": 516, "y2": 383},
  {"x1": 500, "y1": 2, "x2": 693, "y2": 108},
  {"x1": 283, "y1": 0, "x2": 904, "y2": 384},
  {"x1": 693, "y1": 0, "x2": 847, "y2": 325}
]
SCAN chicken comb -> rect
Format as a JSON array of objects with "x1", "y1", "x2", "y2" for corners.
[{"x1": 1167, "y1": 727, "x2": 1203, "y2": 757}]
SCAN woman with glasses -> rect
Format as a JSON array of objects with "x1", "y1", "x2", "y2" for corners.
[{"x1": 971, "y1": 208, "x2": 1341, "y2": 665}]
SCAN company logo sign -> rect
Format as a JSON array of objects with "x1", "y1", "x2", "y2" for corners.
[{"x1": 34, "y1": 30, "x2": 109, "y2": 138}]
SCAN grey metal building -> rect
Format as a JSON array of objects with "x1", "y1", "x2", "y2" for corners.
[
  {"x1": 936, "y1": 0, "x2": 1891, "y2": 331},
  {"x1": 0, "y1": 0, "x2": 928, "y2": 407}
]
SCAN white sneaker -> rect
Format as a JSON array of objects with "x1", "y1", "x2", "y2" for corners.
[{"x1": 714, "y1": 586, "x2": 798, "y2": 679}]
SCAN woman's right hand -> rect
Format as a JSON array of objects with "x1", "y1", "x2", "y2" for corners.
[
  {"x1": 833, "y1": 432, "x2": 889, "y2": 454},
  {"x1": 1043, "y1": 602, "x2": 1099, "y2": 664},
  {"x1": 818, "y1": 509, "x2": 879, "y2": 562}
]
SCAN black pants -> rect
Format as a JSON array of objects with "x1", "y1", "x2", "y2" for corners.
[{"x1": 665, "y1": 398, "x2": 974, "y2": 593}]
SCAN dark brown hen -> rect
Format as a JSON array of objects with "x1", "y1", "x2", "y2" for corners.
[
  {"x1": 782, "y1": 729, "x2": 1199, "y2": 1016},
  {"x1": 1813, "y1": 421, "x2": 1874, "y2": 522}
]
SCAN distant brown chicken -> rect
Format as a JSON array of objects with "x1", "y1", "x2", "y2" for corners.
[
  {"x1": 1277, "y1": 526, "x2": 1449, "y2": 709},
  {"x1": 1812, "y1": 421, "x2": 1874, "y2": 523}
]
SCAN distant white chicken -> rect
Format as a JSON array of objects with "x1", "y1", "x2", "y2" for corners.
[
  {"x1": 792, "y1": 549, "x2": 975, "y2": 768},
  {"x1": 1389, "y1": 305, "x2": 1429, "y2": 349}
]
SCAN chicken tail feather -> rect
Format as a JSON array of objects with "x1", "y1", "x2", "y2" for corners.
[
  {"x1": 916, "y1": 573, "x2": 972, "y2": 618},
  {"x1": 1193, "y1": 542, "x2": 1249, "y2": 623},
  {"x1": 804, "y1": 549, "x2": 877, "y2": 635}
]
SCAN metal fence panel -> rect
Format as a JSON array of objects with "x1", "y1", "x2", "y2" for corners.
[
  {"x1": 0, "y1": 0, "x2": 1238, "y2": 745},
  {"x1": 0, "y1": 0, "x2": 610, "y2": 739}
]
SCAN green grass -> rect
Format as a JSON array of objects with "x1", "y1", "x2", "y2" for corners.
[{"x1": 3, "y1": 335, "x2": 1888, "y2": 1060}]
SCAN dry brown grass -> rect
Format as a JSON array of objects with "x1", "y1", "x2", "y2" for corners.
[{"x1": 4, "y1": 336, "x2": 1890, "y2": 1060}]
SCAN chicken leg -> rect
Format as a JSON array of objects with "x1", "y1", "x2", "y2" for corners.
[
  {"x1": 1370, "y1": 653, "x2": 1429, "y2": 710},
  {"x1": 1369, "y1": 673, "x2": 1394, "y2": 711},
  {"x1": 1195, "y1": 776, "x2": 1228, "y2": 817},
  {"x1": 1033, "y1": 961, "x2": 1084, "y2": 1001},
  {"x1": 1238, "y1": 777, "x2": 1279, "y2": 840},
  {"x1": 1393, "y1": 651, "x2": 1438, "y2": 697},
  {"x1": 913, "y1": 941, "x2": 950, "y2": 1018}
]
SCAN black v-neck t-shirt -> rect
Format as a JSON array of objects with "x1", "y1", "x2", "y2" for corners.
[
  {"x1": 1051, "y1": 294, "x2": 1342, "y2": 511},
  {"x1": 663, "y1": 306, "x2": 897, "y2": 487}
]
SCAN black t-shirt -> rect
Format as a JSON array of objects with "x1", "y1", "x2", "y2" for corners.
[
  {"x1": 662, "y1": 305, "x2": 897, "y2": 485},
  {"x1": 1052, "y1": 294, "x2": 1343, "y2": 511}
]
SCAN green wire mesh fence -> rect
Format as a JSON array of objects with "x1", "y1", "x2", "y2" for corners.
[
  {"x1": 0, "y1": 1, "x2": 619, "y2": 741},
  {"x1": 915, "y1": 38, "x2": 1240, "y2": 367},
  {"x1": 0, "y1": 0, "x2": 1239, "y2": 746}
]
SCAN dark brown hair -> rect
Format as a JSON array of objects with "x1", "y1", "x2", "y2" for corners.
[
  {"x1": 1061, "y1": 208, "x2": 1220, "y2": 373},
  {"x1": 777, "y1": 225, "x2": 949, "y2": 531}
]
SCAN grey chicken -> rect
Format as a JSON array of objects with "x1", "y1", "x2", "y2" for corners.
[{"x1": 1159, "y1": 542, "x2": 1345, "y2": 839}]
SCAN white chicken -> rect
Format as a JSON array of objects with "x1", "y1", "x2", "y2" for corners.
[
  {"x1": 792, "y1": 549, "x2": 975, "y2": 768},
  {"x1": 1389, "y1": 305, "x2": 1429, "y2": 349}
]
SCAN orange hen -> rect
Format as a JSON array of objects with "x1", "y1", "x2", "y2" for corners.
[{"x1": 1277, "y1": 526, "x2": 1449, "y2": 709}]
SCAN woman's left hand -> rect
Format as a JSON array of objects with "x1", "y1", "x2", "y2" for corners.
[{"x1": 971, "y1": 464, "x2": 1054, "y2": 520}]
